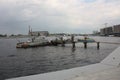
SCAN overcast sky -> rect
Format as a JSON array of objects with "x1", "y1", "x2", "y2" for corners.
[{"x1": 0, "y1": 0, "x2": 120, "y2": 34}]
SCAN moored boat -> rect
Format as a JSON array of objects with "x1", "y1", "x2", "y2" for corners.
[
  {"x1": 16, "y1": 36, "x2": 49, "y2": 48},
  {"x1": 78, "y1": 38, "x2": 95, "y2": 43},
  {"x1": 78, "y1": 36, "x2": 95, "y2": 43}
]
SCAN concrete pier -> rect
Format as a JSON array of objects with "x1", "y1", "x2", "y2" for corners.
[{"x1": 7, "y1": 47, "x2": 120, "y2": 80}]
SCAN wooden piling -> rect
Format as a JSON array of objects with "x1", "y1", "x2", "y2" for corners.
[
  {"x1": 97, "y1": 42, "x2": 100, "y2": 49},
  {"x1": 71, "y1": 35, "x2": 74, "y2": 43},
  {"x1": 84, "y1": 41, "x2": 87, "y2": 49},
  {"x1": 72, "y1": 42, "x2": 76, "y2": 48},
  {"x1": 55, "y1": 38, "x2": 58, "y2": 46},
  {"x1": 71, "y1": 35, "x2": 76, "y2": 48},
  {"x1": 62, "y1": 41, "x2": 65, "y2": 47},
  {"x1": 60, "y1": 37, "x2": 65, "y2": 47}
]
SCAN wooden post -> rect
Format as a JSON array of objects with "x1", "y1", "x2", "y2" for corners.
[
  {"x1": 97, "y1": 42, "x2": 100, "y2": 49},
  {"x1": 71, "y1": 35, "x2": 76, "y2": 48},
  {"x1": 72, "y1": 42, "x2": 75, "y2": 48},
  {"x1": 84, "y1": 41, "x2": 87, "y2": 49},
  {"x1": 62, "y1": 41, "x2": 65, "y2": 47},
  {"x1": 52, "y1": 38, "x2": 58, "y2": 46},
  {"x1": 61, "y1": 37, "x2": 65, "y2": 47},
  {"x1": 72, "y1": 47, "x2": 76, "y2": 52},
  {"x1": 71, "y1": 35, "x2": 74, "y2": 43}
]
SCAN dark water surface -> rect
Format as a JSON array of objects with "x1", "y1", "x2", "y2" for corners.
[{"x1": 0, "y1": 36, "x2": 120, "y2": 80}]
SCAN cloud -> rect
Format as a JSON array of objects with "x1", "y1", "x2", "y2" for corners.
[{"x1": 0, "y1": 0, "x2": 120, "y2": 34}]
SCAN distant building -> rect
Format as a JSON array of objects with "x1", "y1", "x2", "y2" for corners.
[
  {"x1": 100, "y1": 27, "x2": 113, "y2": 36},
  {"x1": 28, "y1": 26, "x2": 49, "y2": 36},
  {"x1": 105, "y1": 27, "x2": 113, "y2": 35},
  {"x1": 100, "y1": 28, "x2": 105, "y2": 36},
  {"x1": 113, "y1": 24, "x2": 120, "y2": 36},
  {"x1": 29, "y1": 31, "x2": 49, "y2": 36},
  {"x1": 100, "y1": 24, "x2": 120, "y2": 36}
]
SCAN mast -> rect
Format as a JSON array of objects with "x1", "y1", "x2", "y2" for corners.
[
  {"x1": 28, "y1": 25, "x2": 31, "y2": 35},
  {"x1": 31, "y1": 28, "x2": 33, "y2": 36}
]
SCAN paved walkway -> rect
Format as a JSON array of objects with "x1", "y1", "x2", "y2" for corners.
[
  {"x1": 71, "y1": 46, "x2": 120, "y2": 80},
  {"x1": 72, "y1": 67, "x2": 120, "y2": 80}
]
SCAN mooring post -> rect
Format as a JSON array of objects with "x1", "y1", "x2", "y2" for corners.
[
  {"x1": 72, "y1": 41, "x2": 76, "y2": 48},
  {"x1": 84, "y1": 41, "x2": 87, "y2": 49},
  {"x1": 71, "y1": 35, "x2": 75, "y2": 48},
  {"x1": 97, "y1": 42, "x2": 100, "y2": 49},
  {"x1": 55, "y1": 38, "x2": 58, "y2": 46},
  {"x1": 62, "y1": 41, "x2": 65, "y2": 47},
  {"x1": 61, "y1": 37, "x2": 65, "y2": 47},
  {"x1": 71, "y1": 35, "x2": 74, "y2": 43}
]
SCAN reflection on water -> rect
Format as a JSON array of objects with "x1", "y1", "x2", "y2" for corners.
[
  {"x1": 71, "y1": 47, "x2": 76, "y2": 52},
  {"x1": 0, "y1": 36, "x2": 119, "y2": 80}
]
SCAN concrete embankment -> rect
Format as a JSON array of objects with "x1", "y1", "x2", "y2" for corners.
[
  {"x1": 72, "y1": 46, "x2": 120, "y2": 80},
  {"x1": 7, "y1": 47, "x2": 120, "y2": 80}
]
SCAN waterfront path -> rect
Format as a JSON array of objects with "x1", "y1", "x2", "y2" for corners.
[{"x1": 7, "y1": 47, "x2": 120, "y2": 80}]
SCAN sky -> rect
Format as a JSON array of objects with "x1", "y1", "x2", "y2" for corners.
[{"x1": 0, "y1": 0, "x2": 120, "y2": 34}]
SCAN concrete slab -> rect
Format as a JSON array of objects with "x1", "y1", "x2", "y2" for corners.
[
  {"x1": 101, "y1": 47, "x2": 120, "y2": 66},
  {"x1": 72, "y1": 67, "x2": 120, "y2": 80}
]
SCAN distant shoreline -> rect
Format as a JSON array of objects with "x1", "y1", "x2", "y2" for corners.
[{"x1": 0, "y1": 36, "x2": 30, "y2": 39}]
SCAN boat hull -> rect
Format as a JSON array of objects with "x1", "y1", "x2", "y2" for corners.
[
  {"x1": 78, "y1": 39, "x2": 95, "y2": 43},
  {"x1": 16, "y1": 42, "x2": 50, "y2": 48}
]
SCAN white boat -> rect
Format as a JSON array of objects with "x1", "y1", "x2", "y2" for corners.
[{"x1": 16, "y1": 36, "x2": 49, "y2": 48}]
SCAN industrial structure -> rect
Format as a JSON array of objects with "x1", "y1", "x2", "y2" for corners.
[
  {"x1": 100, "y1": 27, "x2": 113, "y2": 36},
  {"x1": 28, "y1": 26, "x2": 49, "y2": 36},
  {"x1": 100, "y1": 24, "x2": 120, "y2": 36},
  {"x1": 113, "y1": 24, "x2": 120, "y2": 36}
]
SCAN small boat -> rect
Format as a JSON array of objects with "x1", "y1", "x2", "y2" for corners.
[
  {"x1": 78, "y1": 36, "x2": 95, "y2": 43},
  {"x1": 16, "y1": 42, "x2": 28, "y2": 48},
  {"x1": 16, "y1": 36, "x2": 49, "y2": 48},
  {"x1": 78, "y1": 38, "x2": 95, "y2": 43}
]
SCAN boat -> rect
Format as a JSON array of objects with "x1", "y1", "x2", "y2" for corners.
[
  {"x1": 78, "y1": 36, "x2": 95, "y2": 43},
  {"x1": 16, "y1": 36, "x2": 49, "y2": 48},
  {"x1": 78, "y1": 38, "x2": 95, "y2": 43}
]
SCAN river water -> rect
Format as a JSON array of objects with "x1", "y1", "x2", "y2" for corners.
[{"x1": 0, "y1": 36, "x2": 120, "y2": 80}]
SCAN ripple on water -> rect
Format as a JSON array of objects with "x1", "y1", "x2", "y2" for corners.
[{"x1": 0, "y1": 37, "x2": 119, "y2": 80}]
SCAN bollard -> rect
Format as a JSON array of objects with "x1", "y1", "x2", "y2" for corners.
[
  {"x1": 71, "y1": 35, "x2": 74, "y2": 43},
  {"x1": 72, "y1": 47, "x2": 76, "y2": 52},
  {"x1": 84, "y1": 41, "x2": 87, "y2": 49},
  {"x1": 61, "y1": 37, "x2": 65, "y2": 47},
  {"x1": 72, "y1": 42, "x2": 76, "y2": 48},
  {"x1": 55, "y1": 42, "x2": 58, "y2": 46},
  {"x1": 60, "y1": 37, "x2": 63, "y2": 41},
  {"x1": 55, "y1": 38, "x2": 58, "y2": 46},
  {"x1": 97, "y1": 42, "x2": 100, "y2": 49},
  {"x1": 62, "y1": 41, "x2": 65, "y2": 47}
]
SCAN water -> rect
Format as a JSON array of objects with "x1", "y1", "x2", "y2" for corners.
[{"x1": 0, "y1": 36, "x2": 120, "y2": 80}]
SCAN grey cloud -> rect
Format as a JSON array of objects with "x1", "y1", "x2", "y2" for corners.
[{"x1": 0, "y1": 0, "x2": 120, "y2": 34}]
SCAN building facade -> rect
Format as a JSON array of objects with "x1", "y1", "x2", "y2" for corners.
[
  {"x1": 113, "y1": 24, "x2": 120, "y2": 36},
  {"x1": 100, "y1": 24, "x2": 120, "y2": 36},
  {"x1": 105, "y1": 27, "x2": 113, "y2": 35},
  {"x1": 100, "y1": 28, "x2": 105, "y2": 36},
  {"x1": 29, "y1": 31, "x2": 49, "y2": 36},
  {"x1": 100, "y1": 27, "x2": 113, "y2": 36}
]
